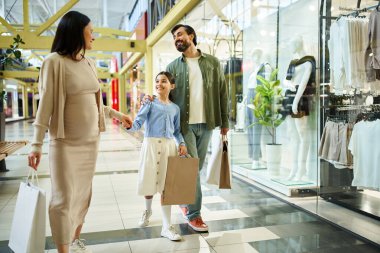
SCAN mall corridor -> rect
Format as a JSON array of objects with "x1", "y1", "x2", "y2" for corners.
[{"x1": 0, "y1": 120, "x2": 378, "y2": 253}]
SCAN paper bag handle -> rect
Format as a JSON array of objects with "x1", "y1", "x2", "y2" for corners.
[{"x1": 179, "y1": 154, "x2": 192, "y2": 158}]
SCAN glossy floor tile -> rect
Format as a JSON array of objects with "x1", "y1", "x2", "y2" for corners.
[{"x1": 0, "y1": 120, "x2": 379, "y2": 253}]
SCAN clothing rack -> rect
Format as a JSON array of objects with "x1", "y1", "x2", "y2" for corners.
[
  {"x1": 334, "y1": 2, "x2": 379, "y2": 20},
  {"x1": 336, "y1": 104, "x2": 370, "y2": 111},
  {"x1": 326, "y1": 115, "x2": 349, "y2": 123}
]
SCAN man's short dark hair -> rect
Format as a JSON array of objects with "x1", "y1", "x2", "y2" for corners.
[{"x1": 171, "y1": 24, "x2": 197, "y2": 46}]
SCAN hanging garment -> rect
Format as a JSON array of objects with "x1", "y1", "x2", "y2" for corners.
[
  {"x1": 365, "y1": 11, "x2": 380, "y2": 82},
  {"x1": 348, "y1": 119, "x2": 380, "y2": 190}
]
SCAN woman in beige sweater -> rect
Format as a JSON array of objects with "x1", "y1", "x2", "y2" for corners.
[{"x1": 28, "y1": 11, "x2": 131, "y2": 253}]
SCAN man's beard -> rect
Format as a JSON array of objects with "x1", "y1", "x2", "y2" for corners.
[{"x1": 175, "y1": 40, "x2": 190, "y2": 52}]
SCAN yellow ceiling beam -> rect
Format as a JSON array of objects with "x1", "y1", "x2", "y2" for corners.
[
  {"x1": 119, "y1": 52, "x2": 144, "y2": 75},
  {"x1": 23, "y1": 0, "x2": 30, "y2": 31},
  {"x1": 94, "y1": 27, "x2": 132, "y2": 37},
  {"x1": 97, "y1": 72, "x2": 116, "y2": 79},
  {"x1": 0, "y1": 33, "x2": 145, "y2": 52},
  {"x1": 146, "y1": 0, "x2": 201, "y2": 47},
  {"x1": 9, "y1": 25, "x2": 131, "y2": 38},
  {"x1": 0, "y1": 16, "x2": 16, "y2": 34},
  {"x1": 89, "y1": 53, "x2": 113, "y2": 59},
  {"x1": 35, "y1": 0, "x2": 79, "y2": 36},
  {"x1": 92, "y1": 38, "x2": 145, "y2": 52},
  {"x1": 1, "y1": 71, "x2": 39, "y2": 79},
  {"x1": 0, "y1": 32, "x2": 53, "y2": 49}
]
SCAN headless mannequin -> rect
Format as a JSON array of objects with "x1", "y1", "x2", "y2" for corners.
[
  {"x1": 285, "y1": 37, "x2": 313, "y2": 181},
  {"x1": 235, "y1": 95, "x2": 246, "y2": 130},
  {"x1": 246, "y1": 49, "x2": 271, "y2": 168}
]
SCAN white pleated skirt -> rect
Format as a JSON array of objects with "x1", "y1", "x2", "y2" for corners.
[{"x1": 137, "y1": 137, "x2": 177, "y2": 196}]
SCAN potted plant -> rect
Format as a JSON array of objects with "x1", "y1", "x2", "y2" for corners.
[{"x1": 248, "y1": 68, "x2": 284, "y2": 176}]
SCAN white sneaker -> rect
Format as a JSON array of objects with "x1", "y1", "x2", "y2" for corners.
[
  {"x1": 138, "y1": 210, "x2": 152, "y2": 227},
  {"x1": 161, "y1": 225, "x2": 182, "y2": 241},
  {"x1": 70, "y1": 239, "x2": 92, "y2": 253}
]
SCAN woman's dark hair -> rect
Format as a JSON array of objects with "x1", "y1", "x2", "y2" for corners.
[
  {"x1": 51, "y1": 11, "x2": 90, "y2": 60},
  {"x1": 171, "y1": 24, "x2": 197, "y2": 46},
  {"x1": 156, "y1": 71, "x2": 175, "y2": 101}
]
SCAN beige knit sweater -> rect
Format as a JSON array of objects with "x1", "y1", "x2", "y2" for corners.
[{"x1": 31, "y1": 53, "x2": 123, "y2": 153}]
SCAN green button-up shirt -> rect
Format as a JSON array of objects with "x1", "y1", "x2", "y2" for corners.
[{"x1": 166, "y1": 50, "x2": 229, "y2": 134}]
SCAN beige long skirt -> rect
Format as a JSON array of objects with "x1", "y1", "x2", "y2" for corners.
[{"x1": 49, "y1": 93, "x2": 100, "y2": 244}]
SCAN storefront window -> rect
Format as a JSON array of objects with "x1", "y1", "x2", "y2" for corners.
[
  {"x1": 150, "y1": 0, "x2": 380, "y2": 236},
  {"x1": 232, "y1": 0, "x2": 320, "y2": 196},
  {"x1": 319, "y1": 0, "x2": 380, "y2": 222}
]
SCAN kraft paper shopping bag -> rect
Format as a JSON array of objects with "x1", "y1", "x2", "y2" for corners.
[
  {"x1": 219, "y1": 138, "x2": 231, "y2": 189},
  {"x1": 162, "y1": 156, "x2": 199, "y2": 205}
]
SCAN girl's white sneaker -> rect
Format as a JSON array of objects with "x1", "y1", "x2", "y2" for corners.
[
  {"x1": 161, "y1": 225, "x2": 182, "y2": 241},
  {"x1": 138, "y1": 210, "x2": 152, "y2": 227}
]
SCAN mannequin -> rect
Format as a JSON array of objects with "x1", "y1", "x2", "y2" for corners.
[
  {"x1": 246, "y1": 49, "x2": 272, "y2": 168},
  {"x1": 235, "y1": 95, "x2": 246, "y2": 131},
  {"x1": 282, "y1": 36, "x2": 316, "y2": 181}
]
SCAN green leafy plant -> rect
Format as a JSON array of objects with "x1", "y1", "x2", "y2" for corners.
[
  {"x1": 249, "y1": 68, "x2": 284, "y2": 145},
  {"x1": 0, "y1": 34, "x2": 25, "y2": 67},
  {"x1": 0, "y1": 34, "x2": 25, "y2": 104}
]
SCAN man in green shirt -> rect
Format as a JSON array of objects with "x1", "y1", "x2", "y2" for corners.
[{"x1": 166, "y1": 24, "x2": 229, "y2": 232}]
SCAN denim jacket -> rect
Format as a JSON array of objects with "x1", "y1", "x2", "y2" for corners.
[{"x1": 166, "y1": 50, "x2": 229, "y2": 134}]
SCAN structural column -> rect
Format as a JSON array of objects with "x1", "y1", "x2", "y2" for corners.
[
  {"x1": 118, "y1": 74, "x2": 127, "y2": 114},
  {"x1": 145, "y1": 46, "x2": 153, "y2": 95},
  {"x1": 22, "y1": 85, "x2": 28, "y2": 118}
]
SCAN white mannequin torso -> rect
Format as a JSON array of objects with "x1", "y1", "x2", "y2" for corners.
[
  {"x1": 248, "y1": 63, "x2": 272, "y2": 89},
  {"x1": 284, "y1": 59, "x2": 312, "y2": 114}
]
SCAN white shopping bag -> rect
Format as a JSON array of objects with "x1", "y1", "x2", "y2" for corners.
[
  {"x1": 9, "y1": 170, "x2": 46, "y2": 253},
  {"x1": 206, "y1": 133, "x2": 224, "y2": 185}
]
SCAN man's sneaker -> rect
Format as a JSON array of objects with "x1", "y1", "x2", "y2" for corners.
[
  {"x1": 188, "y1": 216, "x2": 208, "y2": 232},
  {"x1": 180, "y1": 206, "x2": 188, "y2": 220},
  {"x1": 161, "y1": 225, "x2": 182, "y2": 241},
  {"x1": 138, "y1": 210, "x2": 152, "y2": 227},
  {"x1": 70, "y1": 239, "x2": 92, "y2": 253}
]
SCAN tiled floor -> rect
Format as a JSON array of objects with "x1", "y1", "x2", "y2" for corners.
[{"x1": 0, "y1": 120, "x2": 379, "y2": 253}]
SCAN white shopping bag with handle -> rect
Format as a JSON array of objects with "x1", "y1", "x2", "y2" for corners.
[
  {"x1": 9, "y1": 169, "x2": 46, "y2": 253},
  {"x1": 206, "y1": 133, "x2": 224, "y2": 185}
]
